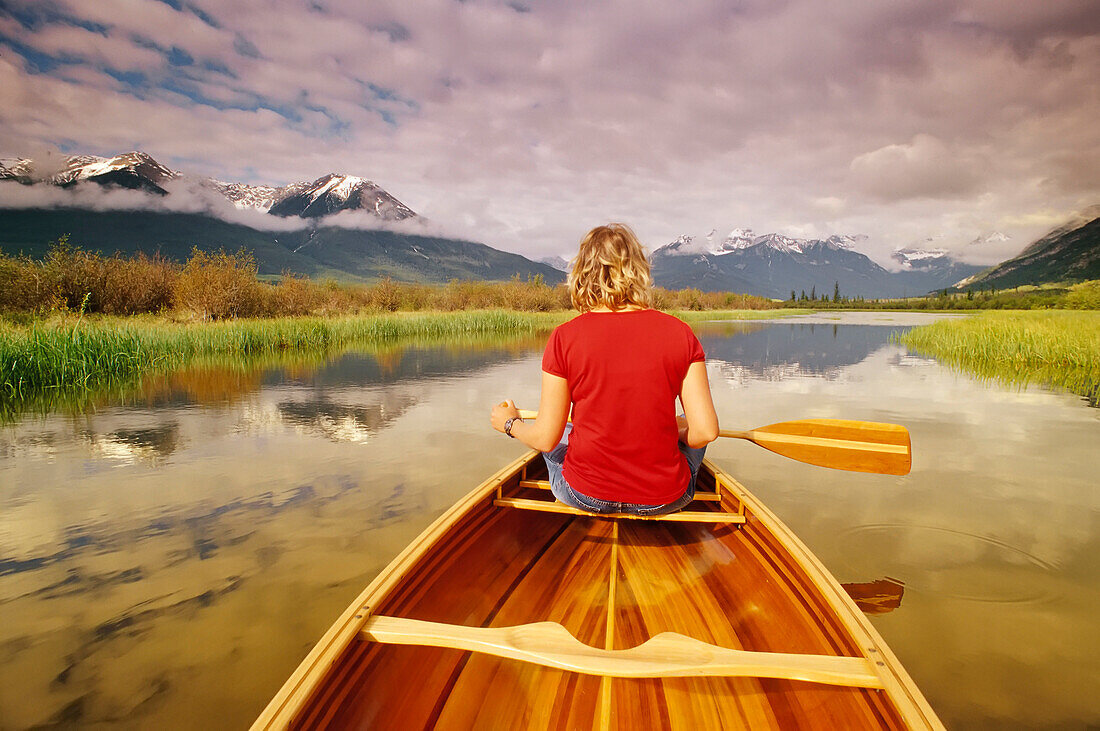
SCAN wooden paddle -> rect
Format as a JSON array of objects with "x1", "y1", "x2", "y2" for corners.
[{"x1": 516, "y1": 411, "x2": 911, "y2": 476}]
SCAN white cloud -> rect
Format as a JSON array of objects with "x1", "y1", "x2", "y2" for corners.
[
  {"x1": 849, "y1": 134, "x2": 986, "y2": 202},
  {"x1": 0, "y1": 0, "x2": 1097, "y2": 266}
]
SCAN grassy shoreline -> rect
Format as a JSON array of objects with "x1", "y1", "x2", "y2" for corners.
[
  {"x1": 0, "y1": 311, "x2": 560, "y2": 401},
  {"x1": 896, "y1": 310, "x2": 1100, "y2": 404},
  {"x1": 0, "y1": 309, "x2": 799, "y2": 407}
]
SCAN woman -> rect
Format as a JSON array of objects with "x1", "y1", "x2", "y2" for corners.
[{"x1": 490, "y1": 223, "x2": 719, "y2": 515}]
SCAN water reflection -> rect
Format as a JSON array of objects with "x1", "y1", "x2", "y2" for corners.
[
  {"x1": 836, "y1": 524, "x2": 1058, "y2": 604},
  {"x1": 841, "y1": 577, "x2": 905, "y2": 615},
  {"x1": 698, "y1": 321, "x2": 898, "y2": 381},
  {"x1": 0, "y1": 331, "x2": 549, "y2": 422},
  {"x1": 81, "y1": 424, "x2": 182, "y2": 463},
  {"x1": 272, "y1": 396, "x2": 419, "y2": 444},
  {"x1": 0, "y1": 314, "x2": 1097, "y2": 729}
]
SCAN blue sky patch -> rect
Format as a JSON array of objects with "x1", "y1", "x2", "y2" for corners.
[
  {"x1": 0, "y1": 35, "x2": 70, "y2": 73},
  {"x1": 233, "y1": 33, "x2": 261, "y2": 58},
  {"x1": 167, "y1": 46, "x2": 194, "y2": 67},
  {"x1": 1, "y1": 3, "x2": 110, "y2": 34}
]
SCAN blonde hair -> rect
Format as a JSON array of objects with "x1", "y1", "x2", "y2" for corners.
[{"x1": 568, "y1": 223, "x2": 653, "y2": 312}]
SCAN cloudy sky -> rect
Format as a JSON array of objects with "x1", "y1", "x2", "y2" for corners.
[{"x1": 1, "y1": 0, "x2": 1098, "y2": 266}]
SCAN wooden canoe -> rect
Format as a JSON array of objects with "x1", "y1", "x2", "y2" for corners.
[{"x1": 253, "y1": 452, "x2": 943, "y2": 729}]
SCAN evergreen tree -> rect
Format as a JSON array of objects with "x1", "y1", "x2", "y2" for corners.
[
  {"x1": 810, "y1": 285, "x2": 816, "y2": 300},
  {"x1": 790, "y1": 290, "x2": 796, "y2": 302},
  {"x1": 833, "y1": 281, "x2": 840, "y2": 303}
]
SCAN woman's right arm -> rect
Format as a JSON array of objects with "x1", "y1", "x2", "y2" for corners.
[
  {"x1": 490, "y1": 371, "x2": 571, "y2": 452},
  {"x1": 679, "y1": 360, "x2": 719, "y2": 448}
]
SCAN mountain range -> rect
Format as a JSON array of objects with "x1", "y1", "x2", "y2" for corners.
[
  {"x1": 955, "y1": 206, "x2": 1100, "y2": 290},
  {"x1": 2, "y1": 150, "x2": 1095, "y2": 296},
  {"x1": 0, "y1": 151, "x2": 562, "y2": 284},
  {"x1": 650, "y1": 229, "x2": 984, "y2": 299},
  {"x1": 1, "y1": 151, "x2": 419, "y2": 221}
]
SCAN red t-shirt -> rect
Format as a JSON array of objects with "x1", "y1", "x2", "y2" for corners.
[{"x1": 541, "y1": 309, "x2": 706, "y2": 505}]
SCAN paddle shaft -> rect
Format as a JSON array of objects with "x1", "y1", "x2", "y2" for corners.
[{"x1": 513, "y1": 411, "x2": 911, "y2": 475}]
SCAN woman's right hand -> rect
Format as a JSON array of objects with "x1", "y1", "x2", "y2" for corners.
[{"x1": 490, "y1": 399, "x2": 520, "y2": 434}]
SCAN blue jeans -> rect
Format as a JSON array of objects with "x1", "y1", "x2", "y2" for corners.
[{"x1": 542, "y1": 423, "x2": 706, "y2": 516}]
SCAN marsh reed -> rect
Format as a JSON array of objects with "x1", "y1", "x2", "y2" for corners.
[
  {"x1": 0, "y1": 311, "x2": 565, "y2": 402},
  {"x1": 897, "y1": 311, "x2": 1100, "y2": 404}
]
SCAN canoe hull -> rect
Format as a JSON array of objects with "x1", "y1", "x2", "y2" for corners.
[{"x1": 254, "y1": 452, "x2": 942, "y2": 730}]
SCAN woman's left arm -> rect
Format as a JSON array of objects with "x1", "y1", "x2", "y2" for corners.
[
  {"x1": 679, "y1": 360, "x2": 719, "y2": 448},
  {"x1": 490, "y1": 371, "x2": 571, "y2": 452}
]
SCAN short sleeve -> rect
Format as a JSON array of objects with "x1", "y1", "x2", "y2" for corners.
[
  {"x1": 686, "y1": 327, "x2": 705, "y2": 364},
  {"x1": 542, "y1": 326, "x2": 568, "y2": 378}
]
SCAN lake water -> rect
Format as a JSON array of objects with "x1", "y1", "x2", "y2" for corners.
[{"x1": 0, "y1": 312, "x2": 1096, "y2": 729}]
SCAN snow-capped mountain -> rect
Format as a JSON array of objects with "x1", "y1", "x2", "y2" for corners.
[
  {"x1": 892, "y1": 246, "x2": 952, "y2": 271},
  {"x1": 657, "y1": 229, "x2": 862, "y2": 258},
  {"x1": 0, "y1": 157, "x2": 35, "y2": 182},
  {"x1": 1, "y1": 150, "x2": 567, "y2": 286},
  {"x1": 957, "y1": 207, "x2": 1100, "y2": 289},
  {"x1": 967, "y1": 232, "x2": 1011, "y2": 247},
  {"x1": 53, "y1": 152, "x2": 178, "y2": 189},
  {"x1": 652, "y1": 228, "x2": 982, "y2": 298},
  {"x1": 2, "y1": 151, "x2": 179, "y2": 195},
  {"x1": 268, "y1": 173, "x2": 416, "y2": 220},
  {"x1": 207, "y1": 180, "x2": 287, "y2": 211},
  {"x1": 537, "y1": 255, "x2": 570, "y2": 272},
  {"x1": 890, "y1": 246, "x2": 986, "y2": 290},
  {"x1": 1, "y1": 150, "x2": 418, "y2": 222},
  {"x1": 661, "y1": 230, "x2": 854, "y2": 256}
]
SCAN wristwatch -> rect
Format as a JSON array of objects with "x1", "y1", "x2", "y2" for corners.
[{"x1": 504, "y1": 416, "x2": 522, "y2": 438}]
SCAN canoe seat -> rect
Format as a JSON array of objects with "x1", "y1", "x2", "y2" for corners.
[
  {"x1": 359, "y1": 615, "x2": 884, "y2": 689},
  {"x1": 518, "y1": 479, "x2": 721, "y2": 502},
  {"x1": 494, "y1": 497, "x2": 746, "y2": 524}
]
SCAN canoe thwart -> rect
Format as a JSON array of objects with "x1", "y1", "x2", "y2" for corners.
[
  {"x1": 359, "y1": 615, "x2": 885, "y2": 688},
  {"x1": 517, "y1": 479, "x2": 721, "y2": 502},
  {"x1": 494, "y1": 497, "x2": 746, "y2": 524}
]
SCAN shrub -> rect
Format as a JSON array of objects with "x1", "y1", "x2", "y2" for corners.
[
  {"x1": 267, "y1": 272, "x2": 327, "y2": 316},
  {"x1": 366, "y1": 277, "x2": 403, "y2": 312},
  {"x1": 173, "y1": 248, "x2": 263, "y2": 320},
  {"x1": 1065, "y1": 281, "x2": 1100, "y2": 310},
  {"x1": 98, "y1": 253, "x2": 177, "y2": 315},
  {"x1": 0, "y1": 253, "x2": 46, "y2": 312},
  {"x1": 41, "y1": 236, "x2": 105, "y2": 312}
]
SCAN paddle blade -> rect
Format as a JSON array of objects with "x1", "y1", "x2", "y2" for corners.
[{"x1": 722, "y1": 419, "x2": 912, "y2": 475}]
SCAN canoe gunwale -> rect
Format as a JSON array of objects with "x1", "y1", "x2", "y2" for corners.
[
  {"x1": 709, "y1": 459, "x2": 945, "y2": 729},
  {"x1": 248, "y1": 450, "x2": 537, "y2": 731}
]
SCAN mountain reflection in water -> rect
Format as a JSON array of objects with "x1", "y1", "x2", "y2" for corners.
[{"x1": 697, "y1": 321, "x2": 899, "y2": 379}]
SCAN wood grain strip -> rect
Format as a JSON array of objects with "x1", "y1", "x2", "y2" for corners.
[{"x1": 598, "y1": 520, "x2": 620, "y2": 731}]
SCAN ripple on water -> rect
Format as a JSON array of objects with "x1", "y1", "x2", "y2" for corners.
[{"x1": 835, "y1": 524, "x2": 1060, "y2": 605}]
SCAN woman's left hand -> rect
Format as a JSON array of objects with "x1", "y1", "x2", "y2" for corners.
[{"x1": 491, "y1": 399, "x2": 520, "y2": 434}]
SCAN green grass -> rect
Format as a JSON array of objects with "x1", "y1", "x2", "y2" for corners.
[
  {"x1": 0, "y1": 311, "x2": 568, "y2": 404},
  {"x1": 0, "y1": 308, "x2": 805, "y2": 419},
  {"x1": 896, "y1": 311, "x2": 1100, "y2": 404}
]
